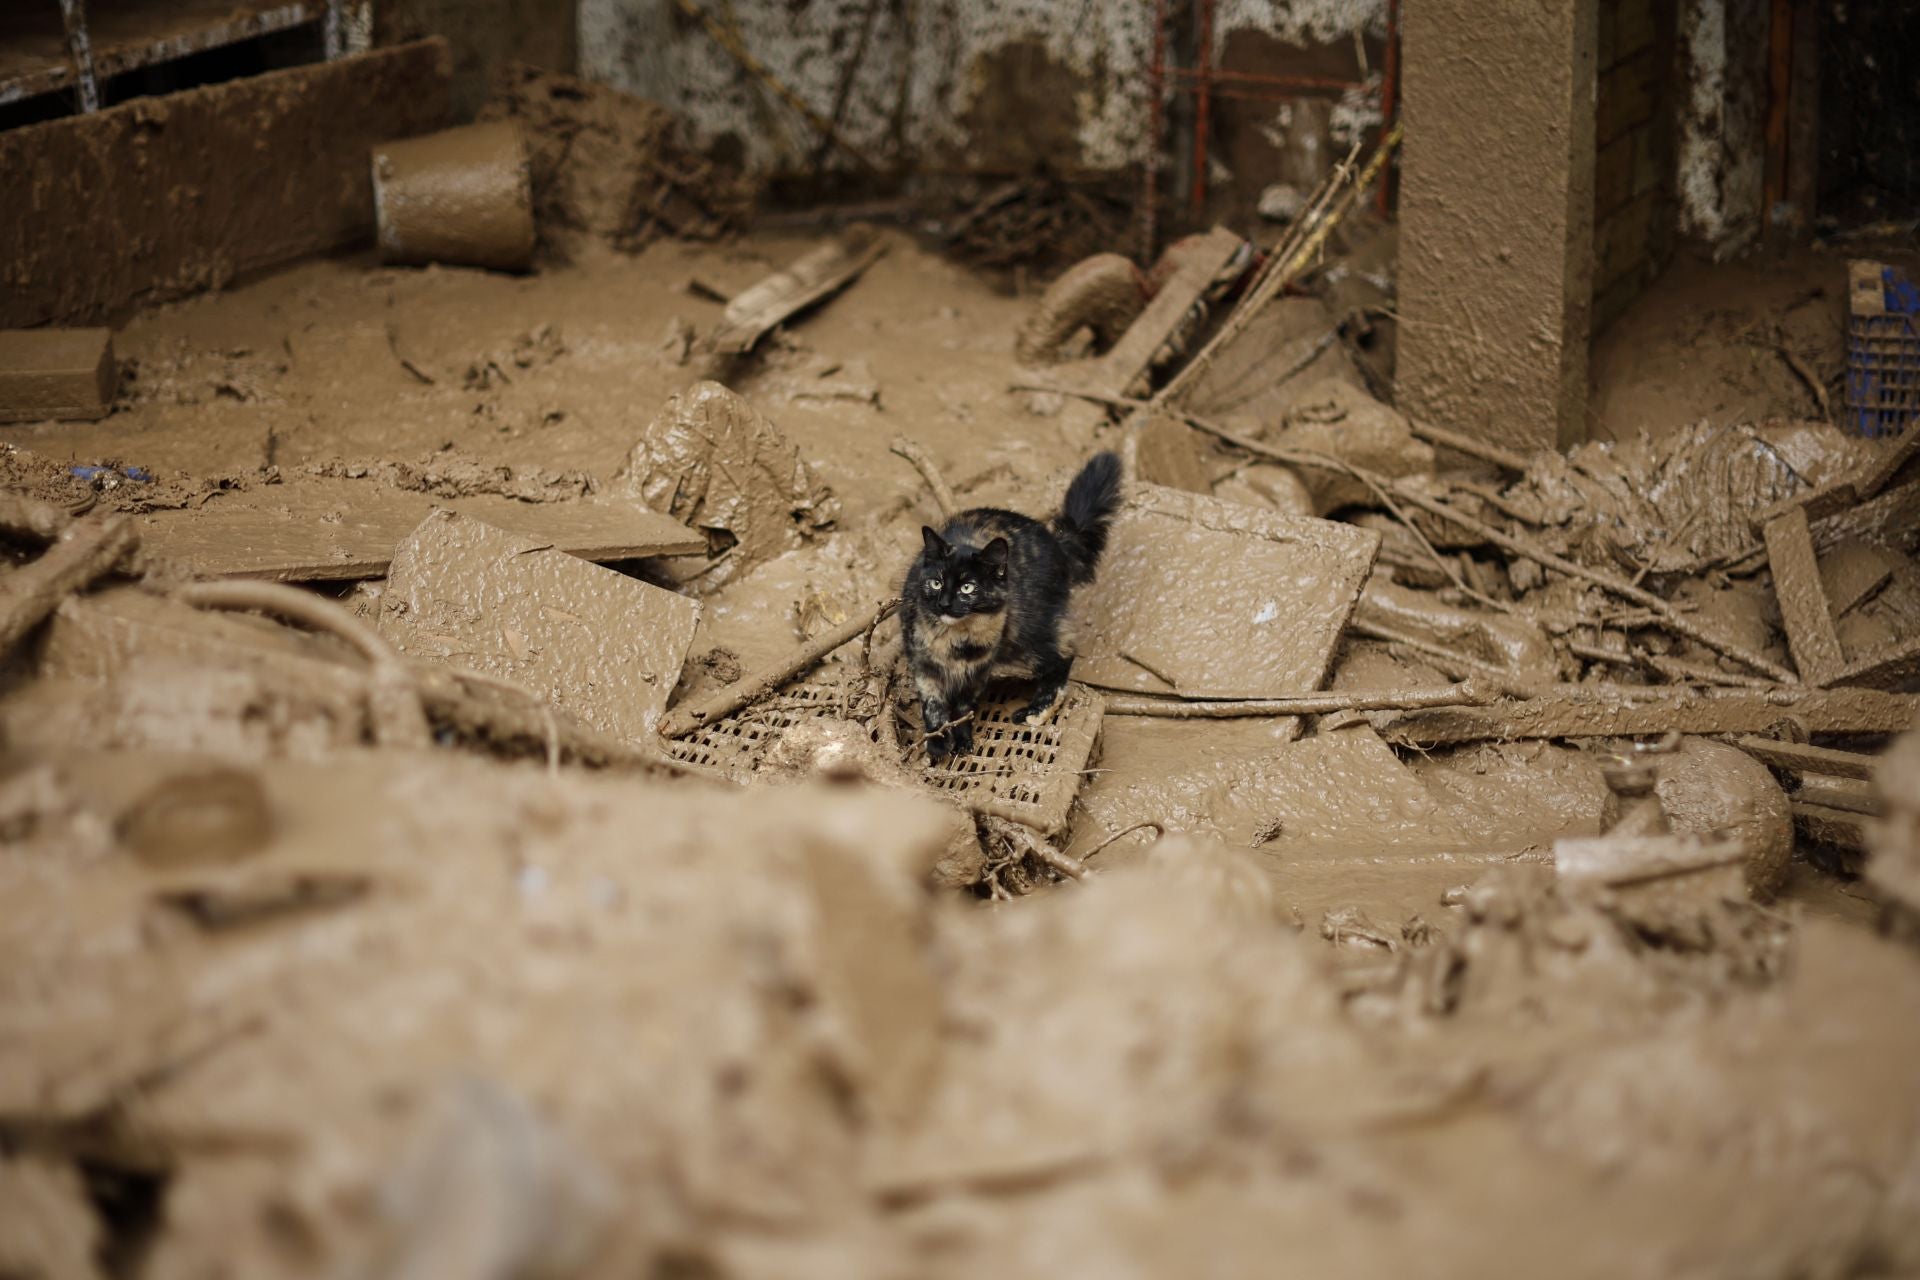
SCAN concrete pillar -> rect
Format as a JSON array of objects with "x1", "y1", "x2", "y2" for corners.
[{"x1": 1396, "y1": 0, "x2": 1600, "y2": 455}]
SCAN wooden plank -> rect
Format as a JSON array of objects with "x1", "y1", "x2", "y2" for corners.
[
  {"x1": 0, "y1": 329, "x2": 116, "y2": 423},
  {"x1": 1085, "y1": 227, "x2": 1243, "y2": 398},
  {"x1": 1793, "y1": 801, "x2": 1870, "y2": 852},
  {"x1": 1732, "y1": 735, "x2": 1878, "y2": 780},
  {"x1": 1811, "y1": 475, "x2": 1920, "y2": 556},
  {"x1": 1384, "y1": 686, "x2": 1920, "y2": 747},
  {"x1": 1795, "y1": 774, "x2": 1879, "y2": 817},
  {"x1": 1830, "y1": 634, "x2": 1920, "y2": 692},
  {"x1": 0, "y1": 39, "x2": 450, "y2": 328},
  {"x1": 708, "y1": 225, "x2": 886, "y2": 355},
  {"x1": 1820, "y1": 539, "x2": 1898, "y2": 617},
  {"x1": 1763, "y1": 507, "x2": 1845, "y2": 684},
  {"x1": 134, "y1": 480, "x2": 703, "y2": 582}
]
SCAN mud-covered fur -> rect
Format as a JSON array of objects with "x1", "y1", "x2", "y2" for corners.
[{"x1": 901, "y1": 452, "x2": 1123, "y2": 762}]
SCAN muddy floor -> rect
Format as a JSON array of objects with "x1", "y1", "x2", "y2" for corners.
[{"x1": 4, "y1": 223, "x2": 1920, "y2": 1279}]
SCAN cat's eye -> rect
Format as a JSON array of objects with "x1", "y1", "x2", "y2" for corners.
[
  {"x1": 959, "y1": 583, "x2": 976, "y2": 595},
  {"x1": 927, "y1": 580, "x2": 942, "y2": 591}
]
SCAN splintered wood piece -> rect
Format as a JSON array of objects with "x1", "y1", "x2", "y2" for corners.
[
  {"x1": 1085, "y1": 226, "x2": 1243, "y2": 398},
  {"x1": 708, "y1": 224, "x2": 886, "y2": 355},
  {"x1": 1070, "y1": 483, "x2": 1378, "y2": 699},
  {"x1": 1820, "y1": 540, "x2": 1898, "y2": 617},
  {"x1": 1763, "y1": 507, "x2": 1844, "y2": 685},
  {"x1": 1792, "y1": 801, "x2": 1870, "y2": 852},
  {"x1": 1731, "y1": 735, "x2": 1878, "y2": 781},
  {"x1": 1830, "y1": 634, "x2": 1920, "y2": 691},
  {"x1": 134, "y1": 480, "x2": 703, "y2": 582},
  {"x1": 1795, "y1": 773, "x2": 1880, "y2": 817}
]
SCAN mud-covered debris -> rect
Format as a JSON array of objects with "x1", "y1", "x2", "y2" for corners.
[
  {"x1": 0, "y1": 327, "x2": 117, "y2": 423},
  {"x1": 479, "y1": 65, "x2": 754, "y2": 254},
  {"x1": 617, "y1": 381, "x2": 839, "y2": 593},
  {"x1": 371, "y1": 121, "x2": 537, "y2": 273},
  {"x1": 1015, "y1": 253, "x2": 1145, "y2": 368},
  {"x1": 380, "y1": 510, "x2": 700, "y2": 739},
  {"x1": 1275, "y1": 379, "x2": 1436, "y2": 515},
  {"x1": 1498, "y1": 418, "x2": 1875, "y2": 577}
]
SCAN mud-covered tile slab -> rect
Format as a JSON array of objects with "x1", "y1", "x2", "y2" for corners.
[
  {"x1": 379, "y1": 510, "x2": 699, "y2": 739},
  {"x1": 136, "y1": 479, "x2": 703, "y2": 582},
  {"x1": 1070, "y1": 483, "x2": 1380, "y2": 699}
]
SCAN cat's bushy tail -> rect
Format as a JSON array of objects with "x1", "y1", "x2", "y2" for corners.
[{"x1": 1051, "y1": 450, "x2": 1123, "y2": 585}]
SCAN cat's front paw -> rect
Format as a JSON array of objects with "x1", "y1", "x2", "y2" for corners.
[
  {"x1": 944, "y1": 720, "x2": 975, "y2": 759},
  {"x1": 1015, "y1": 688, "x2": 1064, "y2": 725}
]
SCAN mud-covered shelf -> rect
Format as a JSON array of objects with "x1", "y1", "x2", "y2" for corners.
[{"x1": 0, "y1": 0, "x2": 331, "y2": 111}]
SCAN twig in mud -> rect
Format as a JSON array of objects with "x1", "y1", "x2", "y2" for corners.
[
  {"x1": 981, "y1": 814, "x2": 1087, "y2": 881},
  {"x1": 1082, "y1": 821, "x2": 1165, "y2": 861},
  {"x1": 1346, "y1": 618, "x2": 1520, "y2": 684},
  {"x1": 175, "y1": 579, "x2": 432, "y2": 748},
  {"x1": 915, "y1": 709, "x2": 975, "y2": 745},
  {"x1": 660, "y1": 598, "x2": 901, "y2": 738},
  {"x1": 1102, "y1": 680, "x2": 1494, "y2": 719},
  {"x1": 859, "y1": 595, "x2": 899, "y2": 675},
  {"x1": 0, "y1": 513, "x2": 137, "y2": 657},
  {"x1": 889, "y1": 436, "x2": 959, "y2": 521}
]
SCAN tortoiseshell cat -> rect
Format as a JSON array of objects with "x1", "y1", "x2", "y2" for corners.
[{"x1": 901, "y1": 452, "x2": 1123, "y2": 762}]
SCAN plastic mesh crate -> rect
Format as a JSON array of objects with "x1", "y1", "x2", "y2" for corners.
[
  {"x1": 1846, "y1": 259, "x2": 1920, "y2": 439},
  {"x1": 664, "y1": 666, "x2": 1104, "y2": 834}
]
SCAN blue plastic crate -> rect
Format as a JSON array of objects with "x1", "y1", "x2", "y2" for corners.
[{"x1": 1846, "y1": 260, "x2": 1920, "y2": 439}]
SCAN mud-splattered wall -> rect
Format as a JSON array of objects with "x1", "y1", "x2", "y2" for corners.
[
  {"x1": 577, "y1": 0, "x2": 1385, "y2": 193},
  {"x1": 1676, "y1": 0, "x2": 1768, "y2": 256}
]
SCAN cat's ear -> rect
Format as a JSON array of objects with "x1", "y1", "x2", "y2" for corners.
[
  {"x1": 921, "y1": 526, "x2": 948, "y2": 558},
  {"x1": 980, "y1": 536, "x2": 1010, "y2": 574}
]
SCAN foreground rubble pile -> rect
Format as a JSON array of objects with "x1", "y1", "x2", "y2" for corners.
[{"x1": 4, "y1": 131, "x2": 1920, "y2": 1276}]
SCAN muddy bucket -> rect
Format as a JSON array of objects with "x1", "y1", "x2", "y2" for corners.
[{"x1": 371, "y1": 121, "x2": 537, "y2": 272}]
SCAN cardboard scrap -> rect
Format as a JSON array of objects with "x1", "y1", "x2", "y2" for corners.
[
  {"x1": 1070, "y1": 482, "x2": 1380, "y2": 699},
  {"x1": 378, "y1": 510, "x2": 700, "y2": 740},
  {"x1": 616, "y1": 380, "x2": 839, "y2": 592},
  {"x1": 135, "y1": 479, "x2": 703, "y2": 582}
]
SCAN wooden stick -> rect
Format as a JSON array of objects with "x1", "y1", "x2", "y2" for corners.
[
  {"x1": 889, "y1": 436, "x2": 959, "y2": 521},
  {"x1": 1103, "y1": 680, "x2": 1491, "y2": 718},
  {"x1": 0, "y1": 490, "x2": 74, "y2": 543},
  {"x1": 1407, "y1": 417, "x2": 1534, "y2": 475},
  {"x1": 661, "y1": 599, "x2": 899, "y2": 738},
  {"x1": 0, "y1": 513, "x2": 136, "y2": 655},
  {"x1": 982, "y1": 814, "x2": 1087, "y2": 880}
]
